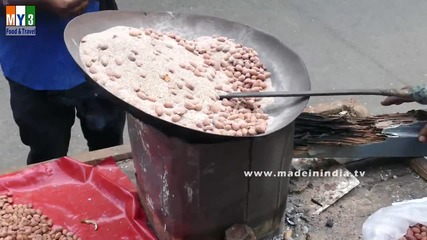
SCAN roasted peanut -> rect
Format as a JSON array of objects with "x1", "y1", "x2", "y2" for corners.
[
  {"x1": 171, "y1": 114, "x2": 182, "y2": 122},
  {"x1": 164, "y1": 102, "x2": 174, "y2": 108},
  {"x1": 155, "y1": 106, "x2": 164, "y2": 116},
  {"x1": 0, "y1": 193, "x2": 79, "y2": 239}
]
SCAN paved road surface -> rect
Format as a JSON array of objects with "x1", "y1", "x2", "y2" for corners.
[{"x1": 1, "y1": 0, "x2": 427, "y2": 171}]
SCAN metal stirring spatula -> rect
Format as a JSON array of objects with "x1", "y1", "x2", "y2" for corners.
[{"x1": 219, "y1": 87, "x2": 427, "y2": 103}]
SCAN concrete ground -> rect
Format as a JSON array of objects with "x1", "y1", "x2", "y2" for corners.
[{"x1": 285, "y1": 158, "x2": 427, "y2": 240}]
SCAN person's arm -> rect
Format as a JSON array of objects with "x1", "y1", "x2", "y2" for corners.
[
  {"x1": 3, "y1": 0, "x2": 90, "y2": 18},
  {"x1": 99, "y1": 0, "x2": 118, "y2": 11},
  {"x1": 2, "y1": 0, "x2": 49, "y2": 11},
  {"x1": 3, "y1": 0, "x2": 45, "y2": 5}
]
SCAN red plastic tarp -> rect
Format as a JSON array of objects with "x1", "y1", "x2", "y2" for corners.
[{"x1": 0, "y1": 157, "x2": 157, "y2": 240}]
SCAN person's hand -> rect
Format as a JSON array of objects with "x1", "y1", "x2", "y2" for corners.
[
  {"x1": 380, "y1": 86, "x2": 414, "y2": 106},
  {"x1": 44, "y1": 0, "x2": 89, "y2": 18},
  {"x1": 381, "y1": 86, "x2": 427, "y2": 142},
  {"x1": 418, "y1": 125, "x2": 427, "y2": 143},
  {"x1": 380, "y1": 96, "x2": 414, "y2": 106}
]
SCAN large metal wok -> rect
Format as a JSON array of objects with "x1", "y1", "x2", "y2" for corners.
[{"x1": 64, "y1": 10, "x2": 311, "y2": 141}]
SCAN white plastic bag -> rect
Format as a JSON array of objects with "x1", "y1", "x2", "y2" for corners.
[{"x1": 362, "y1": 197, "x2": 427, "y2": 240}]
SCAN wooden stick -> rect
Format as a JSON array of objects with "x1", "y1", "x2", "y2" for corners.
[
  {"x1": 409, "y1": 158, "x2": 427, "y2": 181},
  {"x1": 0, "y1": 144, "x2": 133, "y2": 176},
  {"x1": 69, "y1": 144, "x2": 132, "y2": 165}
]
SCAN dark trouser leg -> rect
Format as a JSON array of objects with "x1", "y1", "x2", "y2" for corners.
[
  {"x1": 7, "y1": 80, "x2": 75, "y2": 165},
  {"x1": 74, "y1": 83, "x2": 126, "y2": 151}
]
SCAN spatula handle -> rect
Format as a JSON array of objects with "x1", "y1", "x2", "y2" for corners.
[{"x1": 219, "y1": 88, "x2": 412, "y2": 99}]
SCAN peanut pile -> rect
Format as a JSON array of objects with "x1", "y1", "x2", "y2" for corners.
[
  {"x1": 400, "y1": 223, "x2": 427, "y2": 240},
  {"x1": 80, "y1": 26, "x2": 275, "y2": 136},
  {"x1": 0, "y1": 193, "x2": 80, "y2": 240}
]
